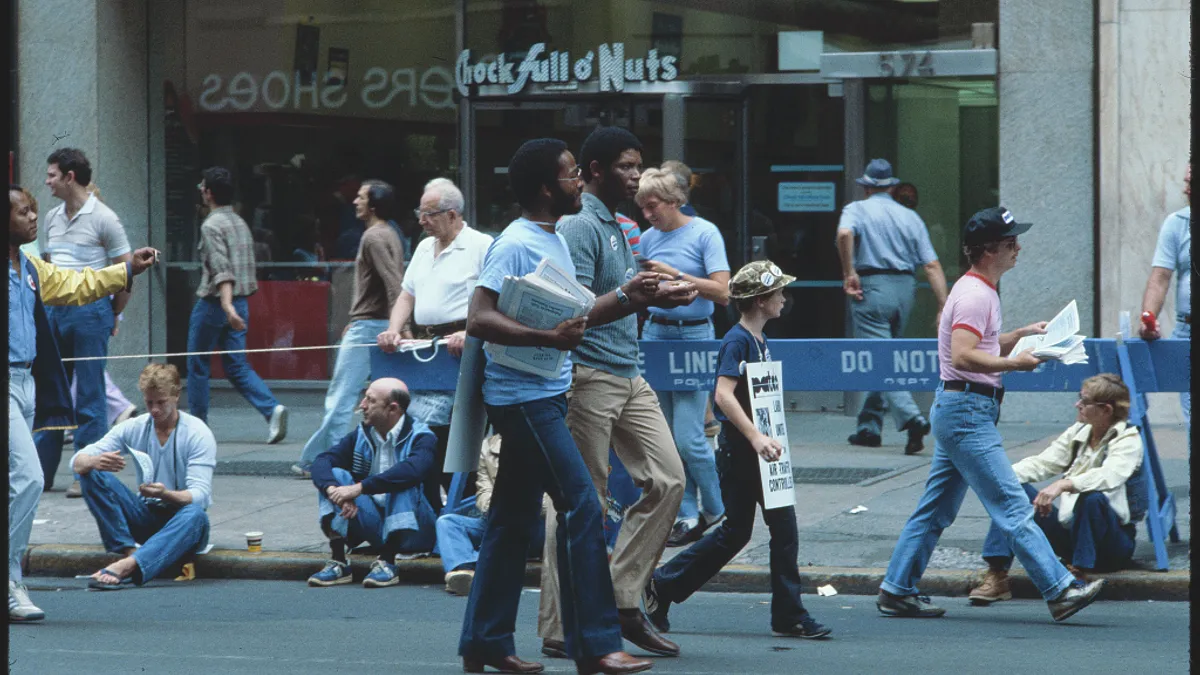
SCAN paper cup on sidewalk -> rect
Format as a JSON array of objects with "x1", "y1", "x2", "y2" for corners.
[{"x1": 245, "y1": 531, "x2": 264, "y2": 553}]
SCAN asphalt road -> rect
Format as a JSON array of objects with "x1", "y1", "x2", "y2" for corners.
[{"x1": 7, "y1": 578, "x2": 1188, "y2": 675}]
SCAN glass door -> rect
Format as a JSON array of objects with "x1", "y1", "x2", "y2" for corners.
[{"x1": 468, "y1": 98, "x2": 664, "y2": 236}]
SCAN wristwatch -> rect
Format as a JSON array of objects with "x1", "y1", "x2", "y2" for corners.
[{"x1": 615, "y1": 286, "x2": 630, "y2": 305}]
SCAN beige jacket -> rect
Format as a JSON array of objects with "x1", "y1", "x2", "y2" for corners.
[{"x1": 1011, "y1": 421, "x2": 1143, "y2": 526}]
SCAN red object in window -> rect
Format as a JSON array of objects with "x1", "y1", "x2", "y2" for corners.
[{"x1": 210, "y1": 280, "x2": 331, "y2": 380}]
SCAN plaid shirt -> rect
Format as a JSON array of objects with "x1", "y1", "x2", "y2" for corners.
[{"x1": 196, "y1": 206, "x2": 258, "y2": 298}]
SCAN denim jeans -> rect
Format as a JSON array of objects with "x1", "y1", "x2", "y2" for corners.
[
  {"x1": 982, "y1": 485, "x2": 1137, "y2": 572},
  {"x1": 8, "y1": 367, "x2": 41, "y2": 583},
  {"x1": 881, "y1": 387, "x2": 1075, "y2": 601},
  {"x1": 298, "y1": 319, "x2": 388, "y2": 468},
  {"x1": 34, "y1": 297, "x2": 112, "y2": 489},
  {"x1": 653, "y1": 425, "x2": 810, "y2": 630},
  {"x1": 459, "y1": 395, "x2": 622, "y2": 662},
  {"x1": 317, "y1": 468, "x2": 437, "y2": 554},
  {"x1": 644, "y1": 319, "x2": 724, "y2": 524},
  {"x1": 78, "y1": 470, "x2": 210, "y2": 584},
  {"x1": 437, "y1": 503, "x2": 547, "y2": 575},
  {"x1": 186, "y1": 296, "x2": 279, "y2": 422},
  {"x1": 851, "y1": 275, "x2": 923, "y2": 435}
]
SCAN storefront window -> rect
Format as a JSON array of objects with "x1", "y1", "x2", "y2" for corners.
[{"x1": 165, "y1": 0, "x2": 457, "y2": 379}]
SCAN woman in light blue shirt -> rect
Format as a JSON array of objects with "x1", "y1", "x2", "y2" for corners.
[{"x1": 636, "y1": 167, "x2": 731, "y2": 547}]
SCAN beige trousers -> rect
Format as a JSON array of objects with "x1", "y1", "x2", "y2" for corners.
[{"x1": 537, "y1": 365, "x2": 685, "y2": 640}]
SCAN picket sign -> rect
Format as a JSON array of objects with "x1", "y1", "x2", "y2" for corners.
[
  {"x1": 745, "y1": 361, "x2": 795, "y2": 510},
  {"x1": 372, "y1": 338, "x2": 1189, "y2": 522}
]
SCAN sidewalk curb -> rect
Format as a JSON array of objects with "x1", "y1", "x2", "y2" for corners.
[{"x1": 26, "y1": 545, "x2": 1189, "y2": 601}]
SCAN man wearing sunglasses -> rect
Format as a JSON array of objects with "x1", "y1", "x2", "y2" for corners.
[{"x1": 969, "y1": 373, "x2": 1144, "y2": 603}]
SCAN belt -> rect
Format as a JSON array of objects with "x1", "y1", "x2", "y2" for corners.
[
  {"x1": 9, "y1": 361, "x2": 33, "y2": 370},
  {"x1": 649, "y1": 316, "x2": 710, "y2": 327},
  {"x1": 942, "y1": 380, "x2": 1004, "y2": 404},
  {"x1": 1178, "y1": 313, "x2": 1191, "y2": 325},
  {"x1": 856, "y1": 268, "x2": 912, "y2": 277},
  {"x1": 413, "y1": 319, "x2": 467, "y2": 339}
]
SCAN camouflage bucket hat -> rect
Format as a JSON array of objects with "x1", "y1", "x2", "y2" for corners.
[{"x1": 729, "y1": 260, "x2": 796, "y2": 299}]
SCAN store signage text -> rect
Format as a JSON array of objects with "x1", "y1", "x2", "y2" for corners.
[
  {"x1": 197, "y1": 66, "x2": 456, "y2": 112},
  {"x1": 456, "y1": 43, "x2": 678, "y2": 95}
]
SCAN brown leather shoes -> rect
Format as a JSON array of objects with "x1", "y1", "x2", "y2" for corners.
[
  {"x1": 541, "y1": 638, "x2": 569, "y2": 659},
  {"x1": 462, "y1": 655, "x2": 545, "y2": 673},
  {"x1": 575, "y1": 651, "x2": 654, "y2": 675},
  {"x1": 617, "y1": 608, "x2": 679, "y2": 657}
]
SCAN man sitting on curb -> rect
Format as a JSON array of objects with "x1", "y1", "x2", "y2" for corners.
[
  {"x1": 970, "y1": 373, "x2": 1144, "y2": 604},
  {"x1": 72, "y1": 363, "x2": 216, "y2": 590},
  {"x1": 436, "y1": 434, "x2": 548, "y2": 596},
  {"x1": 307, "y1": 377, "x2": 438, "y2": 588}
]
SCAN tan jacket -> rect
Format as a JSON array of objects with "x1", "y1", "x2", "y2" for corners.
[
  {"x1": 474, "y1": 435, "x2": 549, "y2": 515},
  {"x1": 1011, "y1": 421, "x2": 1143, "y2": 526}
]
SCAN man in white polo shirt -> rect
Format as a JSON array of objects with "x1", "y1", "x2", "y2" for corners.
[
  {"x1": 35, "y1": 148, "x2": 133, "y2": 497},
  {"x1": 377, "y1": 178, "x2": 492, "y2": 511}
]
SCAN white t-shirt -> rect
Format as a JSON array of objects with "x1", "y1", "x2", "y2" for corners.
[{"x1": 403, "y1": 225, "x2": 492, "y2": 327}]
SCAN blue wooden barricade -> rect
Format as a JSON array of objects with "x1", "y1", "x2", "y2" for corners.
[{"x1": 374, "y1": 338, "x2": 1189, "y2": 567}]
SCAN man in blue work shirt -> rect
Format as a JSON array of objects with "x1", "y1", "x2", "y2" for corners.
[
  {"x1": 8, "y1": 183, "x2": 157, "y2": 621},
  {"x1": 1138, "y1": 162, "x2": 1190, "y2": 434},
  {"x1": 836, "y1": 159, "x2": 948, "y2": 455}
]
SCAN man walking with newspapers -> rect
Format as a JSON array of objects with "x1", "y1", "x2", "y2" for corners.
[
  {"x1": 537, "y1": 126, "x2": 687, "y2": 660},
  {"x1": 458, "y1": 138, "x2": 691, "y2": 675}
]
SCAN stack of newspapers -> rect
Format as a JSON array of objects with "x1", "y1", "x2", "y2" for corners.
[
  {"x1": 485, "y1": 259, "x2": 596, "y2": 378},
  {"x1": 1010, "y1": 299, "x2": 1088, "y2": 365}
]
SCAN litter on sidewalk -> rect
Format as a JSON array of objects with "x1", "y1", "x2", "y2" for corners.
[
  {"x1": 848, "y1": 505, "x2": 868, "y2": 514},
  {"x1": 817, "y1": 584, "x2": 838, "y2": 597}
]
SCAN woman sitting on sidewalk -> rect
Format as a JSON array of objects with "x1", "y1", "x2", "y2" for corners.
[{"x1": 970, "y1": 373, "x2": 1144, "y2": 604}]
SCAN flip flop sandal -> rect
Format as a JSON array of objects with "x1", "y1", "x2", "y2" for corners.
[{"x1": 87, "y1": 568, "x2": 134, "y2": 591}]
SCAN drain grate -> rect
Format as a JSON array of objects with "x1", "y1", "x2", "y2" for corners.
[
  {"x1": 215, "y1": 461, "x2": 297, "y2": 477},
  {"x1": 792, "y1": 467, "x2": 891, "y2": 485}
]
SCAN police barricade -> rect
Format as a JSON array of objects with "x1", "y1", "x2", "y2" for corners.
[{"x1": 373, "y1": 338, "x2": 1189, "y2": 568}]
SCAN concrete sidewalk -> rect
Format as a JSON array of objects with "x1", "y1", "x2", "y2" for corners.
[{"x1": 27, "y1": 405, "x2": 1190, "y2": 600}]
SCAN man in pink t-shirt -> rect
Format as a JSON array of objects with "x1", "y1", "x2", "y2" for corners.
[{"x1": 877, "y1": 207, "x2": 1107, "y2": 624}]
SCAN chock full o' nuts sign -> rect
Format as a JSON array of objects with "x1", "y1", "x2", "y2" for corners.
[{"x1": 456, "y1": 43, "x2": 679, "y2": 95}]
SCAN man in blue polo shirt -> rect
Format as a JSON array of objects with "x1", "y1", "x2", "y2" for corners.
[
  {"x1": 837, "y1": 159, "x2": 948, "y2": 455},
  {"x1": 458, "y1": 139, "x2": 674, "y2": 675}
]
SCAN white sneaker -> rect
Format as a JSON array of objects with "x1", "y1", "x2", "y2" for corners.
[
  {"x1": 267, "y1": 405, "x2": 288, "y2": 444},
  {"x1": 444, "y1": 569, "x2": 474, "y2": 596},
  {"x1": 114, "y1": 404, "x2": 138, "y2": 426},
  {"x1": 9, "y1": 581, "x2": 45, "y2": 622}
]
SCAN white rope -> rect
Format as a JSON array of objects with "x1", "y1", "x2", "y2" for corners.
[{"x1": 60, "y1": 339, "x2": 442, "y2": 363}]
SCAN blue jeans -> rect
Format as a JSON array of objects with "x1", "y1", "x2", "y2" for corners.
[
  {"x1": 8, "y1": 367, "x2": 41, "y2": 583},
  {"x1": 982, "y1": 485, "x2": 1136, "y2": 572},
  {"x1": 437, "y1": 502, "x2": 547, "y2": 575},
  {"x1": 186, "y1": 296, "x2": 279, "y2": 422},
  {"x1": 881, "y1": 387, "x2": 1075, "y2": 601},
  {"x1": 851, "y1": 275, "x2": 923, "y2": 435},
  {"x1": 317, "y1": 468, "x2": 437, "y2": 554},
  {"x1": 78, "y1": 470, "x2": 210, "y2": 584},
  {"x1": 653, "y1": 425, "x2": 810, "y2": 630},
  {"x1": 34, "y1": 298, "x2": 112, "y2": 488},
  {"x1": 459, "y1": 395, "x2": 622, "y2": 662},
  {"x1": 298, "y1": 319, "x2": 388, "y2": 468},
  {"x1": 644, "y1": 319, "x2": 724, "y2": 524}
]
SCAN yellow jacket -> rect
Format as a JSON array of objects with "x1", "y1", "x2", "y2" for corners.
[{"x1": 28, "y1": 256, "x2": 130, "y2": 306}]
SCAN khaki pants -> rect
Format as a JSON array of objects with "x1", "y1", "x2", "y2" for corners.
[{"x1": 538, "y1": 366, "x2": 685, "y2": 640}]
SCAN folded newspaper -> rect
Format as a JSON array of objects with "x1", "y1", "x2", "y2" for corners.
[
  {"x1": 1010, "y1": 300, "x2": 1088, "y2": 365},
  {"x1": 485, "y1": 259, "x2": 595, "y2": 378},
  {"x1": 122, "y1": 444, "x2": 155, "y2": 485}
]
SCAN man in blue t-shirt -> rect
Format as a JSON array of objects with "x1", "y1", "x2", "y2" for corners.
[
  {"x1": 457, "y1": 138, "x2": 667, "y2": 675},
  {"x1": 1138, "y1": 163, "x2": 1190, "y2": 431}
]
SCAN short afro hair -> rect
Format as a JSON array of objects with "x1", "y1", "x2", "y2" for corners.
[
  {"x1": 579, "y1": 126, "x2": 643, "y2": 182},
  {"x1": 508, "y1": 138, "x2": 568, "y2": 211}
]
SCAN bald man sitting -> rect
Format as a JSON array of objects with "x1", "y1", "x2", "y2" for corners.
[{"x1": 307, "y1": 378, "x2": 439, "y2": 588}]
